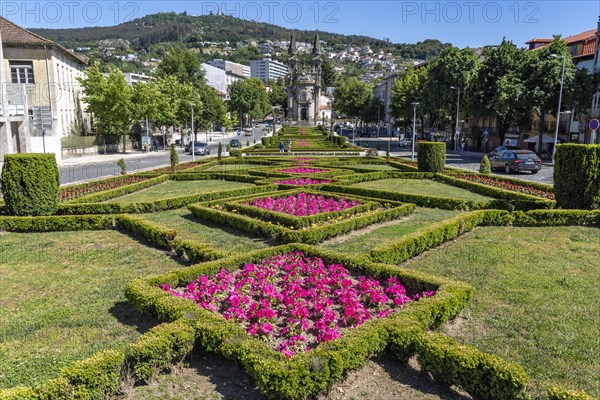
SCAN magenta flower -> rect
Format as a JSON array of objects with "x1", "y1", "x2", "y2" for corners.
[
  {"x1": 276, "y1": 178, "x2": 332, "y2": 186},
  {"x1": 162, "y1": 252, "x2": 436, "y2": 358},
  {"x1": 243, "y1": 193, "x2": 360, "y2": 217},
  {"x1": 276, "y1": 167, "x2": 328, "y2": 174}
]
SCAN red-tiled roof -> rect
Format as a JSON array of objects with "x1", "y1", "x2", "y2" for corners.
[
  {"x1": 0, "y1": 16, "x2": 87, "y2": 65},
  {"x1": 525, "y1": 38, "x2": 553, "y2": 44},
  {"x1": 0, "y1": 16, "x2": 52, "y2": 45},
  {"x1": 563, "y1": 29, "x2": 596, "y2": 44},
  {"x1": 574, "y1": 38, "x2": 596, "y2": 59}
]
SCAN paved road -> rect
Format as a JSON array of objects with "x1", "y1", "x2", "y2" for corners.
[
  {"x1": 55, "y1": 132, "x2": 553, "y2": 186},
  {"x1": 357, "y1": 137, "x2": 555, "y2": 185},
  {"x1": 58, "y1": 129, "x2": 270, "y2": 185}
]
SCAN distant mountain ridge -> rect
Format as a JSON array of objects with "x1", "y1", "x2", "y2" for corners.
[{"x1": 30, "y1": 12, "x2": 451, "y2": 60}]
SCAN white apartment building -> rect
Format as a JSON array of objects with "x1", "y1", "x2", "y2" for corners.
[
  {"x1": 250, "y1": 58, "x2": 288, "y2": 82},
  {"x1": 0, "y1": 16, "x2": 89, "y2": 161},
  {"x1": 207, "y1": 59, "x2": 251, "y2": 78}
]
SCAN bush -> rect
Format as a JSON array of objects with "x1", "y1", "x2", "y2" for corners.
[
  {"x1": 554, "y1": 144, "x2": 600, "y2": 209},
  {"x1": 58, "y1": 349, "x2": 124, "y2": 400},
  {"x1": 116, "y1": 215, "x2": 176, "y2": 248},
  {"x1": 218, "y1": 142, "x2": 223, "y2": 160},
  {"x1": 365, "y1": 148, "x2": 379, "y2": 156},
  {"x1": 1, "y1": 154, "x2": 59, "y2": 216},
  {"x1": 230, "y1": 149, "x2": 242, "y2": 157},
  {"x1": 128, "y1": 320, "x2": 195, "y2": 381},
  {"x1": 386, "y1": 140, "x2": 391, "y2": 159},
  {"x1": 117, "y1": 158, "x2": 127, "y2": 175},
  {"x1": 227, "y1": 143, "x2": 231, "y2": 153},
  {"x1": 417, "y1": 142, "x2": 446, "y2": 172},
  {"x1": 415, "y1": 333, "x2": 530, "y2": 400},
  {"x1": 547, "y1": 385, "x2": 595, "y2": 400},
  {"x1": 0, "y1": 215, "x2": 115, "y2": 232},
  {"x1": 170, "y1": 144, "x2": 179, "y2": 172},
  {"x1": 479, "y1": 155, "x2": 491, "y2": 174}
]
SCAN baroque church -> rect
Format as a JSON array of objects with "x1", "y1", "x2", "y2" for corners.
[{"x1": 286, "y1": 32, "x2": 321, "y2": 124}]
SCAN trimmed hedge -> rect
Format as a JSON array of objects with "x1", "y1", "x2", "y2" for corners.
[
  {"x1": 547, "y1": 385, "x2": 596, "y2": 400},
  {"x1": 170, "y1": 237, "x2": 229, "y2": 262},
  {"x1": 554, "y1": 144, "x2": 600, "y2": 209},
  {"x1": 124, "y1": 244, "x2": 473, "y2": 399},
  {"x1": 128, "y1": 320, "x2": 195, "y2": 381},
  {"x1": 414, "y1": 333, "x2": 530, "y2": 400},
  {"x1": 0, "y1": 215, "x2": 115, "y2": 232},
  {"x1": 1, "y1": 153, "x2": 59, "y2": 216},
  {"x1": 115, "y1": 215, "x2": 176, "y2": 248},
  {"x1": 370, "y1": 210, "x2": 512, "y2": 264},
  {"x1": 417, "y1": 142, "x2": 446, "y2": 172},
  {"x1": 67, "y1": 175, "x2": 169, "y2": 204},
  {"x1": 59, "y1": 350, "x2": 124, "y2": 400}
]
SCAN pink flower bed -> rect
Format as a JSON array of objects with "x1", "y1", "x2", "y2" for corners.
[
  {"x1": 162, "y1": 252, "x2": 435, "y2": 358},
  {"x1": 298, "y1": 140, "x2": 310, "y2": 147},
  {"x1": 243, "y1": 192, "x2": 359, "y2": 216},
  {"x1": 276, "y1": 178, "x2": 332, "y2": 186},
  {"x1": 277, "y1": 167, "x2": 328, "y2": 174}
]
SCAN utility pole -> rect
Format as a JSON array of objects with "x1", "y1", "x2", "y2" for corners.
[
  {"x1": 190, "y1": 103, "x2": 195, "y2": 162},
  {"x1": 411, "y1": 102, "x2": 419, "y2": 161}
]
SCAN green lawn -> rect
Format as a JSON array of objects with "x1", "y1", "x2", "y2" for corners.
[
  {"x1": 319, "y1": 208, "x2": 460, "y2": 255},
  {"x1": 349, "y1": 164, "x2": 399, "y2": 171},
  {"x1": 139, "y1": 208, "x2": 272, "y2": 253},
  {"x1": 352, "y1": 178, "x2": 494, "y2": 202},
  {"x1": 402, "y1": 226, "x2": 600, "y2": 397},
  {"x1": 205, "y1": 164, "x2": 260, "y2": 172},
  {"x1": 0, "y1": 230, "x2": 185, "y2": 388},
  {"x1": 107, "y1": 180, "x2": 254, "y2": 203}
]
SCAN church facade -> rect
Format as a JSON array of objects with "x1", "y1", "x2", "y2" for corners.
[{"x1": 286, "y1": 32, "x2": 321, "y2": 124}]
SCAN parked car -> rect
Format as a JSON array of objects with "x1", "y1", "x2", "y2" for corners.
[
  {"x1": 398, "y1": 138, "x2": 410, "y2": 148},
  {"x1": 490, "y1": 150, "x2": 541, "y2": 174},
  {"x1": 489, "y1": 145, "x2": 521, "y2": 157},
  {"x1": 190, "y1": 142, "x2": 211, "y2": 156},
  {"x1": 230, "y1": 138, "x2": 240, "y2": 148}
]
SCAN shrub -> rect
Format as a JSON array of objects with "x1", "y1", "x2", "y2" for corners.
[
  {"x1": 227, "y1": 143, "x2": 231, "y2": 153},
  {"x1": 117, "y1": 158, "x2": 127, "y2": 175},
  {"x1": 246, "y1": 140, "x2": 250, "y2": 147},
  {"x1": 58, "y1": 349, "x2": 124, "y2": 400},
  {"x1": 417, "y1": 142, "x2": 446, "y2": 172},
  {"x1": 375, "y1": 142, "x2": 381, "y2": 150},
  {"x1": 170, "y1": 143, "x2": 179, "y2": 172},
  {"x1": 116, "y1": 215, "x2": 176, "y2": 248},
  {"x1": 128, "y1": 320, "x2": 195, "y2": 381},
  {"x1": 479, "y1": 155, "x2": 491, "y2": 174},
  {"x1": 547, "y1": 385, "x2": 595, "y2": 400},
  {"x1": 218, "y1": 141, "x2": 223, "y2": 160},
  {"x1": 0, "y1": 387, "x2": 37, "y2": 399},
  {"x1": 386, "y1": 140, "x2": 391, "y2": 159},
  {"x1": 415, "y1": 333, "x2": 530, "y2": 400},
  {"x1": 365, "y1": 148, "x2": 379, "y2": 156},
  {"x1": 554, "y1": 144, "x2": 600, "y2": 209},
  {"x1": 1, "y1": 153, "x2": 60, "y2": 216},
  {"x1": 229, "y1": 149, "x2": 242, "y2": 157}
]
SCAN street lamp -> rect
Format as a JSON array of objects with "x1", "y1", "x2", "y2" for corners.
[
  {"x1": 411, "y1": 102, "x2": 419, "y2": 161},
  {"x1": 550, "y1": 54, "x2": 566, "y2": 164},
  {"x1": 450, "y1": 86, "x2": 461, "y2": 152},
  {"x1": 272, "y1": 105, "x2": 282, "y2": 136},
  {"x1": 377, "y1": 104, "x2": 381, "y2": 139},
  {"x1": 189, "y1": 102, "x2": 195, "y2": 162}
]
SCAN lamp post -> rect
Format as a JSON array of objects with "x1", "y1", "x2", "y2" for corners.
[
  {"x1": 377, "y1": 104, "x2": 381, "y2": 139},
  {"x1": 550, "y1": 54, "x2": 566, "y2": 164},
  {"x1": 450, "y1": 86, "x2": 461, "y2": 152},
  {"x1": 190, "y1": 102, "x2": 195, "y2": 162},
  {"x1": 411, "y1": 102, "x2": 419, "y2": 161},
  {"x1": 145, "y1": 116, "x2": 149, "y2": 153}
]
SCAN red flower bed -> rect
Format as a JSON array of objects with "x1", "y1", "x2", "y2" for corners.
[
  {"x1": 455, "y1": 174, "x2": 554, "y2": 199},
  {"x1": 277, "y1": 167, "x2": 328, "y2": 174},
  {"x1": 297, "y1": 140, "x2": 310, "y2": 148},
  {"x1": 276, "y1": 178, "x2": 332, "y2": 186},
  {"x1": 58, "y1": 176, "x2": 151, "y2": 202},
  {"x1": 244, "y1": 193, "x2": 359, "y2": 216}
]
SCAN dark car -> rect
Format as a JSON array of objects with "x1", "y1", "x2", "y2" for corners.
[
  {"x1": 490, "y1": 150, "x2": 541, "y2": 174},
  {"x1": 230, "y1": 138, "x2": 240, "y2": 148},
  {"x1": 190, "y1": 142, "x2": 211, "y2": 156},
  {"x1": 489, "y1": 145, "x2": 521, "y2": 157}
]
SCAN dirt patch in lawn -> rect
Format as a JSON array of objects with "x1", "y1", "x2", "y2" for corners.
[{"x1": 117, "y1": 350, "x2": 470, "y2": 400}]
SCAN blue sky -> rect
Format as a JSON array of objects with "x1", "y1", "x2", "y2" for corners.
[{"x1": 6, "y1": 1, "x2": 599, "y2": 48}]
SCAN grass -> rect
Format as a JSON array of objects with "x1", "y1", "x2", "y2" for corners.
[
  {"x1": 402, "y1": 226, "x2": 600, "y2": 397},
  {"x1": 106, "y1": 180, "x2": 254, "y2": 203},
  {"x1": 205, "y1": 164, "x2": 261, "y2": 172},
  {"x1": 0, "y1": 230, "x2": 185, "y2": 389},
  {"x1": 352, "y1": 178, "x2": 494, "y2": 202},
  {"x1": 320, "y1": 208, "x2": 460, "y2": 255},
  {"x1": 139, "y1": 208, "x2": 272, "y2": 253}
]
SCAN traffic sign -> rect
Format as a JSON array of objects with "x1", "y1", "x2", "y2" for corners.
[
  {"x1": 161, "y1": 125, "x2": 166, "y2": 132},
  {"x1": 483, "y1": 128, "x2": 490, "y2": 137},
  {"x1": 430, "y1": 128, "x2": 436, "y2": 134},
  {"x1": 589, "y1": 119, "x2": 599, "y2": 131},
  {"x1": 237, "y1": 130, "x2": 241, "y2": 136}
]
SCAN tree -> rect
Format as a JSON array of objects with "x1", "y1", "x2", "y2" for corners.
[
  {"x1": 269, "y1": 78, "x2": 288, "y2": 109},
  {"x1": 522, "y1": 37, "x2": 576, "y2": 157},
  {"x1": 333, "y1": 77, "x2": 372, "y2": 120},
  {"x1": 468, "y1": 39, "x2": 529, "y2": 145},
  {"x1": 391, "y1": 68, "x2": 425, "y2": 130},
  {"x1": 228, "y1": 78, "x2": 270, "y2": 127},
  {"x1": 78, "y1": 63, "x2": 133, "y2": 152},
  {"x1": 156, "y1": 47, "x2": 205, "y2": 89},
  {"x1": 421, "y1": 47, "x2": 478, "y2": 139},
  {"x1": 360, "y1": 96, "x2": 384, "y2": 124},
  {"x1": 218, "y1": 141, "x2": 223, "y2": 160},
  {"x1": 567, "y1": 69, "x2": 598, "y2": 116},
  {"x1": 321, "y1": 59, "x2": 337, "y2": 87}
]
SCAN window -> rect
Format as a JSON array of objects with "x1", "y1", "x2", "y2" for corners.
[{"x1": 10, "y1": 61, "x2": 34, "y2": 84}]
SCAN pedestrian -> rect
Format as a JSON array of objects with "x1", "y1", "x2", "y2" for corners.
[
  {"x1": 152, "y1": 140, "x2": 158, "y2": 152},
  {"x1": 279, "y1": 141, "x2": 285, "y2": 153},
  {"x1": 287, "y1": 139, "x2": 292, "y2": 153},
  {"x1": 460, "y1": 138, "x2": 466, "y2": 152}
]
